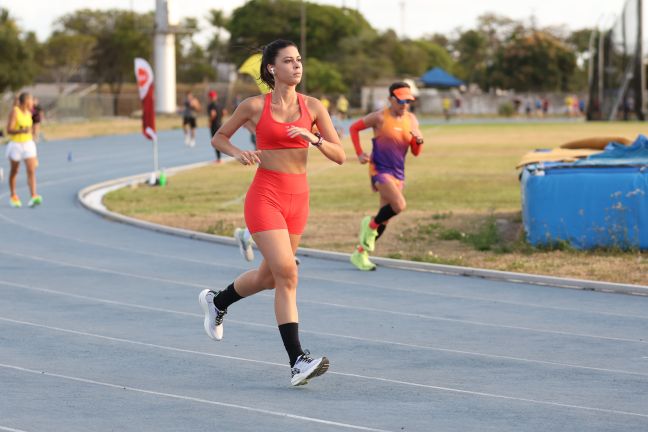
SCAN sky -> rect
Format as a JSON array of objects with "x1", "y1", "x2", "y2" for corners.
[{"x1": 4, "y1": 0, "x2": 630, "y2": 43}]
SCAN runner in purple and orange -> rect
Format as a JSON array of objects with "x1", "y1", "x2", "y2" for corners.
[{"x1": 349, "y1": 82, "x2": 424, "y2": 270}]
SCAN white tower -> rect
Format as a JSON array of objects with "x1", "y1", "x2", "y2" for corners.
[{"x1": 154, "y1": 0, "x2": 177, "y2": 113}]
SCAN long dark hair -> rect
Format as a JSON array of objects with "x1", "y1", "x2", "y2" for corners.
[
  {"x1": 259, "y1": 39, "x2": 298, "y2": 90},
  {"x1": 18, "y1": 92, "x2": 31, "y2": 105}
]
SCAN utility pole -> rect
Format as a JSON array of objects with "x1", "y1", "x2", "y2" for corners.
[
  {"x1": 400, "y1": 1, "x2": 405, "y2": 38},
  {"x1": 300, "y1": 1, "x2": 307, "y2": 92}
]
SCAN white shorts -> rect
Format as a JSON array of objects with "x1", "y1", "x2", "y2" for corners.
[{"x1": 5, "y1": 141, "x2": 37, "y2": 162}]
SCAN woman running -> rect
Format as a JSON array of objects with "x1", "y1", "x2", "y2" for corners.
[
  {"x1": 349, "y1": 82, "x2": 424, "y2": 270},
  {"x1": 5, "y1": 92, "x2": 42, "y2": 208},
  {"x1": 199, "y1": 39, "x2": 345, "y2": 386}
]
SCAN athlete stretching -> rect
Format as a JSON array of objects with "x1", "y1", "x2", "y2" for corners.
[
  {"x1": 349, "y1": 82, "x2": 424, "y2": 270},
  {"x1": 199, "y1": 39, "x2": 345, "y2": 386}
]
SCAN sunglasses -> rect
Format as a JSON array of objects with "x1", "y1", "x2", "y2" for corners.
[{"x1": 392, "y1": 96, "x2": 412, "y2": 105}]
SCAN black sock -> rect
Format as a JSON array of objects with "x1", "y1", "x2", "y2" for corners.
[
  {"x1": 213, "y1": 282, "x2": 243, "y2": 311},
  {"x1": 376, "y1": 223, "x2": 387, "y2": 240},
  {"x1": 374, "y1": 204, "x2": 397, "y2": 225},
  {"x1": 278, "y1": 322, "x2": 304, "y2": 367}
]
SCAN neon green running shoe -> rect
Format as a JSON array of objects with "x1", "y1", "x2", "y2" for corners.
[
  {"x1": 350, "y1": 249, "x2": 376, "y2": 271},
  {"x1": 28, "y1": 195, "x2": 42, "y2": 208},
  {"x1": 9, "y1": 196, "x2": 22, "y2": 208},
  {"x1": 358, "y1": 216, "x2": 379, "y2": 252}
]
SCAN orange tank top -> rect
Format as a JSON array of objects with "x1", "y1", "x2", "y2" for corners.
[{"x1": 256, "y1": 93, "x2": 313, "y2": 150}]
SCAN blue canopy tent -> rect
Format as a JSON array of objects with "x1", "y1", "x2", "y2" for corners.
[{"x1": 420, "y1": 67, "x2": 464, "y2": 88}]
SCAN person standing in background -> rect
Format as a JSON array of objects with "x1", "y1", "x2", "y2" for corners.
[
  {"x1": 336, "y1": 94, "x2": 349, "y2": 119},
  {"x1": 31, "y1": 97, "x2": 44, "y2": 142},
  {"x1": 207, "y1": 90, "x2": 226, "y2": 163},
  {"x1": 182, "y1": 91, "x2": 201, "y2": 147},
  {"x1": 5, "y1": 92, "x2": 42, "y2": 208}
]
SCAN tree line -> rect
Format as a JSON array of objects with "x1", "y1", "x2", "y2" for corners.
[{"x1": 1, "y1": 0, "x2": 592, "y2": 107}]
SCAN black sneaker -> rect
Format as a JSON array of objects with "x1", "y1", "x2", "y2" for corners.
[{"x1": 290, "y1": 350, "x2": 329, "y2": 386}]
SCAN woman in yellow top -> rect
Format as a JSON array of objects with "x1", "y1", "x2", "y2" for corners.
[{"x1": 5, "y1": 92, "x2": 42, "y2": 208}]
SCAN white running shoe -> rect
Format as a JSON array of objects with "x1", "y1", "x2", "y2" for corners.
[
  {"x1": 184, "y1": 134, "x2": 190, "y2": 146},
  {"x1": 198, "y1": 289, "x2": 226, "y2": 341},
  {"x1": 290, "y1": 350, "x2": 329, "y2": 386},
  {"x1": 234, "y1": 228, "x2": 254, "y2": 262},
  {"x1": 189, "y1": 138, "x2": 196, "y2": 148}
]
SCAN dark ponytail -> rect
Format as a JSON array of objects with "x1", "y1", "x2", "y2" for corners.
[
  {"x1": 259, "y1": 39, "x2": 298, "y2": 90},
  {"x1": 18, "y1": 92, "x2": 31, "y2": 105}
]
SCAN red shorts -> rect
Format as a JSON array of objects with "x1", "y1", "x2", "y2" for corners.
[{"x1": 244, "y1": 168, "x2": 309, "y2": 235}]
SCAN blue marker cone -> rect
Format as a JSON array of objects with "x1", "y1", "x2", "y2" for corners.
[{"x1": 67, "y1": 151, "x2": 73, "y2": 162}]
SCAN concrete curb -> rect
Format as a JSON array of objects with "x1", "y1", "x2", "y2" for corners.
[{"x1": 78, "y1": 162, "x2": 648, "y2": 297}]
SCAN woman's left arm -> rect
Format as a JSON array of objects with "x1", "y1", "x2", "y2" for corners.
[{"x1": 287, "y1": 97, "x2": 346, "y2": 165}]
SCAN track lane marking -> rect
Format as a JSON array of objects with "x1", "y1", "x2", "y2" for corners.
[
  {"x1": 0, "y1": 362, "x2": 391, "y2": 432},
  {"x1": 2, "y1": 280, "x2": 647, "y2": 378}
]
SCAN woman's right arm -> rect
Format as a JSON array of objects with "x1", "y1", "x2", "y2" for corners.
[
  {"x1": 212, "y1": 98, "x2": 262, "y2": 166},
  {"x1": 349, "y1": 111, "x2": 379, "y2": 164}
]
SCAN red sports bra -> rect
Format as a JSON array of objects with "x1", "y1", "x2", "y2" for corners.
[{"x1": 256, "y1": 92, "x2": 313, "y2": 150}]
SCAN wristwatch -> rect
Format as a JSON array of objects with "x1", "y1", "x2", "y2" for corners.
[{"x1": 311, "y1": 132, "x2": 323, "y2": 147}]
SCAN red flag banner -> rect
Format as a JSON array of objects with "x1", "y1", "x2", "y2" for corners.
[{"x1": 134, "y1": 58, "x2": 156, "y2": 141}]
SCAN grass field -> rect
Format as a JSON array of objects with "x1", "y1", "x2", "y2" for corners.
[{"x1": 104, "y1": 120, "x2": 648, "y2": 285}]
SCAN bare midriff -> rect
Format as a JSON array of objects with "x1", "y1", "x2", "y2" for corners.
[{"x1": 257, "y1": 147, "x2": 308, "y2": 174}]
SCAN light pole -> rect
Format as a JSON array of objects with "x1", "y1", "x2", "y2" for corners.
[{"x1": 300, "y1": 0, "x2": 307, "y2": 92}]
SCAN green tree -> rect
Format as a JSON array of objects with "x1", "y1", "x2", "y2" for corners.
[
  {"x1": 394, "y1": 41, "x2": 429, "y2": 76},
  {"x1": 305, "y1": 58, "x2": 346, "y2": 94},
  {"x1": 207, "y1": 9, "x2": 229, "y2": 64},
  {"x1": 566, "y1": 28, "x2": 594, "y2": 91},
  {"x1": 412, "y1": 39, "x2": 454, "y2": 72},
  {"x1": 41, "y1": 32, "x2": 95, "y2": 93},
  {"x1": 178, "y1": 43, "x2": 216, "y2": 83},
  {"x1": 175, "y1": 17, "x2": 215, "y2": 83},
  {"x1": 226, "y1": 0, "x2": 373, "y2": 65},
  {"x1": 491, "y1": 30, "x2": 576, "y2": 91},
  {"x1": 335, "y1": 30, "x2": 393, "y2": 102},
  {"x1": 0, "y1": 8, "x2": 37, "y2": 92},
  {"x1": 58, "y1": 9, "x2": 154, "y2": 115},
  {"x1": 453, "y1": 29, "x2": 489, "y2": 86}
]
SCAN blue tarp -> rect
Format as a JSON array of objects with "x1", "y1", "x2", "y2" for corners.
[
  {"x1": 573, "y1": 134, "x2": 648, "y2": 167},
  {"x1": 521, "y1": 135, "x2": 648, "y2": 250},
  {"x1": 420, "y1": 67, "x2": 464, "y2": 88}
]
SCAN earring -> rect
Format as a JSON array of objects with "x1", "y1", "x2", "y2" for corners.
[{"x1": 270, "y1": 68, "x2": 275, "y2": 74}]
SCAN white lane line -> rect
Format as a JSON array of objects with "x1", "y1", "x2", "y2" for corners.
[
  {"x1": 316, "y1": 274, "x2": 648, "y2": 320},
  {"x1": 0, "y1": 426, "x2": 30, "y2": 432},
  {"x1": 4, "y1": 314, "x2": 648, "y2": 420},
  {"x1": 0, "y1": 363, "x2": 391, "y2": 432},
  {"x1": 290, "y1": 297, "x2": 647, "y2": 345},
  {"x1": 0, "y1": 212, "x2": 249, "y2": 272},
  {"x1": 3, "y1": 280, "x2": 647, "y2": 378},
  {"x1": 0, "y1": 253, "x2": 644, "y2": 347},
  {"x1": 2, "y1": 214, "x2": 647, "y2": 322},
  {"x1": 0, "y1": 250, "x2": 212, "y2": 290},
  {"x1": 2, "y1": 321, "x2": 648, "y2": 421}
]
